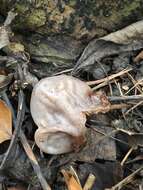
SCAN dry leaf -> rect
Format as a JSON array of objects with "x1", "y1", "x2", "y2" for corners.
[
  {"x1": 0, "y1": 26, "x2": 9, "y2": 49},
  {"x1": 7, "y1": 186, "x2": 26, "y2": 190},
  {"x1": 0, "y1": 100, "x2": 12, "y2": 143},
  {"x1": 134, "y1": 50, "x2": 143, "y2": 62},
  {"x1": 61, "y1": 169, "x2": 83, "y2": 190},
  {"x1": 83, "y1": 174, "x2": 96, "y2": 190}
]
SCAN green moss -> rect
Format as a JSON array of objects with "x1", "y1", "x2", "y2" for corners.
[
  {"x1": 68, "y1": 0, "x2": 76, "y2": 7},
  {"x1": 109, "y1": 0, "x2": 141, "y2": 24},
  {"x1": 26, "y1": 9, "x2": 46, "y2": 29},
  {"x1": 120, "y1": 0, "x2": 140, "y2": 17},
  {"x1": 15, "y1": 3, "x2": 29, "y2": 13}
]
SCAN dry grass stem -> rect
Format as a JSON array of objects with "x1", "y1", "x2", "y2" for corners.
[
  {"x1": 125, "y1": 100, "x2": 143, "y2": 115},
  {"x1": 87, "y1": 68, "x2": 132, "y2": 86},
  {"x1": 121, "y1": 147, "x2": 134, "y2": 166}
]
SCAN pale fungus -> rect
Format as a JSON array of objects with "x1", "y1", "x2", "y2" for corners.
[{"x1": 30, "y1": 75, "x2": 110, "y2": 154}]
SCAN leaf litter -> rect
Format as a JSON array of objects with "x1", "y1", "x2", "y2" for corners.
[
  {"x1": 0, "y1": 9, "x2": 143, "y2": 190},
  {"x1": 0, "y1": 100, "x2": 12, "y2": 143}
]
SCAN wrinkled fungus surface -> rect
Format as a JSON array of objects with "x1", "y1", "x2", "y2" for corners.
[{"x1": 30, "y1": 75, "x2": 110, "y2": 154}]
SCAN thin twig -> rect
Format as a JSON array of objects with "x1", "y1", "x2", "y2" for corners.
[
  {"x1": 90, "y1": 127, "x2": 129, "y2": 146},
  {"x1": 20, "y1": 130, "x2": 51, "y2": 190},
  {"x1": 0, "y1": 90, "x2": 25, "y2": 170},
  {"x1": 121, "y1": 147, "x2": 134, "y2": 166},
  {"x1": 107, "y1": 165, "x2": 143, "y2": 190},
  {"x1": 3, "y1": 89, "x2": 51, "y2": 190},
  {"x1": 53, "y1": 68, "x2": 73, "y2": 76},
  {"x1": 108, "y1": 95, "x2": 143, "y2": 102},
  {"x1": 16, "y1": 64, "x2": 51, "y2": 189},
  {"x1": 92, "y1": 79, "x2": 118, "y2": 91},
  {"x1": 126, "y1": 73, "x2": 143, "y2": 94},
  {"x1": 87, "y1": 68, "x2": 132, "y2": 86},
  {"x1": 91, "y1": 129, "x2": 118, "y2": 146},
  {"x1": 125, "y1": 100, "x2": 143, "y2": 115},
  {"x1": 85, "y1": 103, "x2": 129, "y2": 115}
]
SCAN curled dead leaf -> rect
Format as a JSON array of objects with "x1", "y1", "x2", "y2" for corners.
[{"x1": 0, "y1": 100, "x2": 12, "y2": 143}]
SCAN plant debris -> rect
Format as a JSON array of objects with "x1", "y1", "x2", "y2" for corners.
[
  {"x1": 0, "y1": 100, "x2": 12, "y2": 143},
  {"x1": 0, "y1": 7, "x2": 143, "y2": 190}
]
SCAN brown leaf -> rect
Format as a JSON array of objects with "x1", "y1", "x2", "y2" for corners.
[
  {"x1": 61, "y1": 169, "x2": 83, "y2": 190},
  {"x1": 0, "y1": 100, "x2": 12, "y2": 143},
  {"x1": 7, "y1": 186, "x2": 26, "y2": 190}
]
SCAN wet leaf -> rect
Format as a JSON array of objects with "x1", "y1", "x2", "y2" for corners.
[
  {"x1": 73, "y1": 39, "x2": 143, "y2": 74},
  {"x1": 0, "y1": 100, "x2": 12, "y2": 143},
  {"x1": 61, "y1": 169, "x2": 83, "y2": 190}
]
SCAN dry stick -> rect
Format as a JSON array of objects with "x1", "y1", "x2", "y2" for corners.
[
  {"x1": 85, "y1": 103, "x2": 129, "y2": 115},
  {"x1": 90, "y1": 127, "x2": 129, "y2": 146},
  {"x1": 53, "y1": 68, "x2": 73, "y2": 76},
  {"x1": 18, "y1": 94, "x2": 51, "y2": 190},
  {"x1": 91, "y1": 129, "x2": 119, "y2": 146},
  {"x1": 16, "y1": 64, "x2": 51, "y2": 189},
  {"x1": 108, "y1": 95, "x2": 143, "y2": 102},
  {"x1": 107, "y1": 165, "x2": 143, "y2": 190},
  {"x1": 4, "y1": 90, "x2": 51, "y2": 190},
  {"x1": 0, "y1": 90, "x2": 25, "y2": 170},
  {"x1": 125, "y1": 100, "x2": 143, "y2": 115},
  {"x1": 121, "y1": 147, "x2": 134, "y2": 166},
  {"x1": 92, "y1": 80, "x2": 118, "y2": 91},
  {"x1": 126, "y1": 73, "x2": 143, "y2": 94},
  {"x1": 86, "y1": 68, "x2": 132, "y2": 86},
  {"x1": 20, "y1": 131, "x2": 51, "y2": 190}
]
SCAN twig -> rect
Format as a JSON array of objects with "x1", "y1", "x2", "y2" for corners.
[
  {"x1": 126, "y1": 73, "x2": 143, "y2": 94},
  {"x1": 53, "y1": 68, "x2": 73, "y2": 76},
  {"x1": 107, "y1": 165, "x2": 143, "y2": 190},
  {"x1": 121, "y1": 147, "x2": 134, "y2": 166},
  {"x1": 110, "y1": 104, "x2": 129, "y2": 110},
  {"x1": 87, "y1": 68, "x2": 132, "y2": 86},
  {"x1": 90, "y1": 127, "x2": 129, "y2": 146},
  {"x1": 114, "y1": 81, "x2": 123, "y2": 96},
  {"x1": 0, "y1": 90, "x2": 25, "y2": 170},
  {"x1": 20, "y1": 130, "x2": 51, "y2": 190},
  {"x1": 18, "y1": 93, "x2": 51, "y2": 190},
  {"x1": 92, "y1": 79, "x2": 118, "y2": 91},
  {"x1": 125, "y1": 100, "x2": 143, "y2": 115},
  {"x1": 3, "y1": 89, "x2": 51, "y2": 190},
  {"x1": 91, "y1": 129, "x2": 118, "y2": 146},
  {"x1": 108, "y1": 95, "x2": 143, "y2": 102},
  {"x1": 85, "y1": 103, "x2": 129, "y2": 115},
  {"x1": 16, "y1": 64, "x2": 51, "y2": 189}
]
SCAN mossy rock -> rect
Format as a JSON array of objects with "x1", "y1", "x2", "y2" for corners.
[{"x1": 0, "y1": 0, "x2": 143, "y2": 41}]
